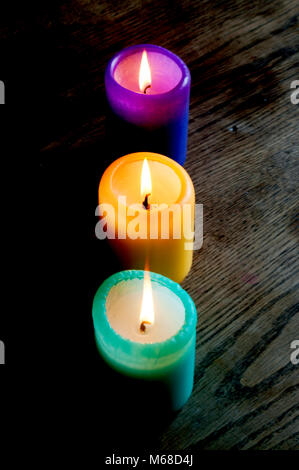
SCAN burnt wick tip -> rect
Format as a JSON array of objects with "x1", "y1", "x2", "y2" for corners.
[
  {"x1": 140, "y1": 321, "x2": 150, "y2": 333},
  {"x1": 143, "y1": 193, "x2": 151, "y2": 210},
  {"x1": 143, "y1": 85, "x2": 151, "y2": 94}
]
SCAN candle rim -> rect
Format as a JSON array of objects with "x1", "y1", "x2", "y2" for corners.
[
  {"x1": 106, "y1": 44, "x2": 191, "y2": 100},
  {"x1": 92, "y1": 270, "x2": 197, "y2": 365}
]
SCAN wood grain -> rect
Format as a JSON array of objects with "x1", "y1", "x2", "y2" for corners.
[{"x1": 3, "y1": 0, "x2": 298, "y2": 452}]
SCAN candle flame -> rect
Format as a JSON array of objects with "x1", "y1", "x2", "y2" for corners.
[
  {"x1": 140, "y1": 270, "x2": 155, "y2": 329},
  {"x1": 141, "y1": 158, "x2": 152, "y2": 202},
  {"x1": 139, "y1": 50, "x2": 152, "y2": 93}
]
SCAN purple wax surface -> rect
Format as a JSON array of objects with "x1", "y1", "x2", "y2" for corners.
[
  {"x1": 105, "y1": 44, "x2": 191, "y2": 165},
  {"x1": 114, "y1": 50, "x2": 183, "y2": 95}
]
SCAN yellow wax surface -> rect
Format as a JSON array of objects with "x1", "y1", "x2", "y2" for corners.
[{"x1": 111, "y1": 159, "x2": 182, "y2": 206}]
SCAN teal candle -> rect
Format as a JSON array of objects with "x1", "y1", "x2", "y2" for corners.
[{"x1": 92, "y1": 270, "x2": 197, "y2": 411}]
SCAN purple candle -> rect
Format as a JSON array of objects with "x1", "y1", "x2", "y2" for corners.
[{"x1": 105, "y1": 44, "x2": 191, "y2": 166}]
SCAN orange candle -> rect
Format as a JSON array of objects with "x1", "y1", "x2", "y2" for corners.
[{"x1": 98, "y1": 152, "x2": 195, "y2": 283}]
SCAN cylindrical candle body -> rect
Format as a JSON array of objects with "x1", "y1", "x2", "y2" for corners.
[
  {"x1": 92, "y1": 270, "x2": 197, "y2": 411},
  {"x1": 105, "y1": 45, "x2": 191, "y2": 166},
  {"x1": 98, "y1": 152, "x2": 195, "y2": 284}
]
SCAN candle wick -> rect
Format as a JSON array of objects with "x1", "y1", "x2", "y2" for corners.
[
  {"x1": 143, "y1": 193, "x2": 151, "y2": 210},
  {"x1": 140, "y1": 321, "x2": 151, "y2": 333},
  {"x1": 143, "y1": 84, "x2": 151, "y2": 94}
]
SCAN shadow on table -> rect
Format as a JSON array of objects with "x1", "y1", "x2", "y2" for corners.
[{"x1": 87, "y1": 352, "x2": 179, "y2": 451}]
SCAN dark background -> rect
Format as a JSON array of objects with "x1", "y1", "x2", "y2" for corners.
[{"x1": 0, "y1": 0, "x2": 298, "y2": 456}]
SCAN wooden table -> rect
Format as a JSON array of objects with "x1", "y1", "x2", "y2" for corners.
[{"x1": 3, "y1": 0, "x2": 298, "y2": 452}]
